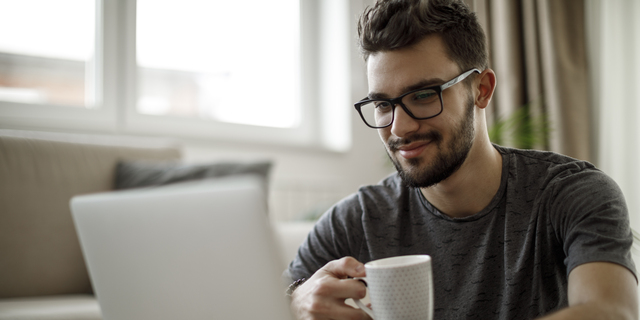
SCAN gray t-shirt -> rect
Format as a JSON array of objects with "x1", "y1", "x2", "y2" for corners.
[{"x1": 288, "y1": 145, "x2": 636, "y2": 319}]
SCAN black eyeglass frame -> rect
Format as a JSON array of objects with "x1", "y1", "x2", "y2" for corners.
[{"x1": 354, "y1": 68, "x2": 481, "y2": 129}]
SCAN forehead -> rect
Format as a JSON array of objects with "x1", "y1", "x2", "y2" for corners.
[{"x1": 366, "y1": 35, "x2": 460, "y2": 97}]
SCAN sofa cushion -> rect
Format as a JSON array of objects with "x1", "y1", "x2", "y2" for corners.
[{"x1": 0, "y1": 133, "x2": 181, "y2": 298}]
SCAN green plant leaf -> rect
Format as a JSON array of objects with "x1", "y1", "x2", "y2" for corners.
[{"x1": 488, "y1": 100, "x2": 552, "y2": 149}]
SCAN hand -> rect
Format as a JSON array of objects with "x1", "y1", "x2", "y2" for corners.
[{"x1": 290, "y1": 256, "x2": 371, "y2": 320}]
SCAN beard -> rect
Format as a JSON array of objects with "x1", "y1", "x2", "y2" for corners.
[{"x1": 386, "y1": 95, "x2": 476, "y2": 188}]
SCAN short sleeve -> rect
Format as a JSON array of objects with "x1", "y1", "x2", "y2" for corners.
[
  {"x1": 286, "y1": 193, "x2": 365, "y2": 282},
  {"x1": 547, "y1": 165, "x2": 636, "y2": 279}
]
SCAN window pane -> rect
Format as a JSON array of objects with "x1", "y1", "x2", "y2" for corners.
[
  {"x1": 136, "y1": 0, "x2": 300, "y2": 128},
  {"x1": 0, "y1": 0, "x2": 96, "y2": 107}
]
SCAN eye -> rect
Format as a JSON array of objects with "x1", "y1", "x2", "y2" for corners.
[
  {"x1": 374, "y1": 101, "x2": 393, "y2": 112},
  {"x1": 411, "y1": 89, "x2": 438, "y2": 104}
]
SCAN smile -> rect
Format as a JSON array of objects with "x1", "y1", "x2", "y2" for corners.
[{"x1": 397, "y1": 141, "x2": 432, "y2": 159}]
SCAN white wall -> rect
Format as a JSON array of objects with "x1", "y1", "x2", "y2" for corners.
[{"x1": 587, "y1": 0, "x2": 640, "y2": 232}]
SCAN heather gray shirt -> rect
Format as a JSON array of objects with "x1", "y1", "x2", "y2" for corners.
[{"x1": 287, "y1": 145, "x2": 636, "y2": 320}]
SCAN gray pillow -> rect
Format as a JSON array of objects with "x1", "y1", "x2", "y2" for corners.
[{"x1": 114, "y1": 160, "x2": 272, "y2": 190}]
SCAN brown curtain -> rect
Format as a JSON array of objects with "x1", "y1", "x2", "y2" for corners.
[{"x1": 468, "y1": 0, "x2": 592, "y2": 161}]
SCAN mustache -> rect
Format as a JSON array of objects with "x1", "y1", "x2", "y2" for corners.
[{"x1": 387, "y1": 131, "x2": 442, "y2": 152}]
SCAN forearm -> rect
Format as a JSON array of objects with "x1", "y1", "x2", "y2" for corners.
[{"x1": 537, "y1": 303, "x2": 638, "y2": 320}]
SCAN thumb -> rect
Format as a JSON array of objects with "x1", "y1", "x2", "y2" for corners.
[{"x1": 322, "y1": 256, "x2": 366, "y2": 279}]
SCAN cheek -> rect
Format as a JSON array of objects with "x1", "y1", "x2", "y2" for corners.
[
  {"x1": 438, "y1": 95, "x2": 470, "y2": 128},
  {"x1": 377, "y1": 128, "x2": 390, "y2": 145},
  {"x1": 442, "y1": 88, "x2": 466, "y2": 114}
]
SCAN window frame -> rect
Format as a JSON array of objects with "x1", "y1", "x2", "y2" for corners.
[{"x1": 0, "y1": 0, "x2": 352, "y2": 151}]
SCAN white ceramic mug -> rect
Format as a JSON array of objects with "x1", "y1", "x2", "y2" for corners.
[{"x1": 353, "y1": 255, "x2": 433, "y2": 320}]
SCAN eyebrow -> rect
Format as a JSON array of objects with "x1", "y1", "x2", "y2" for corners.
[{"x1": 368, "y1": 77, "x2": 446, "y2": 100}]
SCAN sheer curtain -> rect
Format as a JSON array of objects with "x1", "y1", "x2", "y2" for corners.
[
  {"x1": 472, "y1": 0, "x2": 640, "y2": 230},
  {"x1": 587, "y1": 0, "x2": 640, "y2": 231}
]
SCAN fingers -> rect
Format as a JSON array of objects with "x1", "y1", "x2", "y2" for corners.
[
  {"x1": 318, "y1": 257, "x2": 367, "y2": 299},
  {"x1": 323, "y1": 256, "x2": 366, "y2": 279},
  {"x1": 291, "y1": 283, "x2": 370, "y2": 320},
  {"x1": 290, "y1": 257, "x2": 371, "y2": 320},
  {"x1": 314, "y1": 278, "x2": 367, "y2": 300},
  {"x1": 305, "y1": 299, "x2": 371, "y2": 320}
]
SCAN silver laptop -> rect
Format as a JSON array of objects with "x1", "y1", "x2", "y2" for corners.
[{"x1": 70, "y1": 175, "x2": 294, "y2": 320}]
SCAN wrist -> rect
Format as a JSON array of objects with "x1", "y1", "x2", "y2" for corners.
[{"x1": 285, "y1": 278, "x2": 307, "y2": 298}]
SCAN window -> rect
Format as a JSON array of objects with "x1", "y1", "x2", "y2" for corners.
[
  {"x1": 0, "y1": 0, "x2": 96, "y2": 107},
  {"x1": 0, "y1": 0, "x2": 352, "y2": 151},
  {"x1": 136, "y1": 0, "x2": 299, "y2": 128}
]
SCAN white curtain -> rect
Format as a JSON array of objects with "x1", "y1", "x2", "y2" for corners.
[{"x1": 587, "y1": 0, "x2": 640, "y2": 231}]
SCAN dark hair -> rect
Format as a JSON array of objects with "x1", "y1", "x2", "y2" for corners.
[{"x1": 357, "y1": 0, "x2": 488, "y2": 72}]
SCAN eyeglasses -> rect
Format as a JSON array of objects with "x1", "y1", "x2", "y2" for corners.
[{"x1": 354, "y1": 68, "x2": 481, "y2": 128}]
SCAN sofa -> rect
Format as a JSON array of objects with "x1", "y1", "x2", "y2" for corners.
[{"x1": 0, "y1": 130, "x2": 314, "y2": 320}]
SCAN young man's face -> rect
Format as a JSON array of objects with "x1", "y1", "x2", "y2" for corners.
[{"x1": 366, "y1": 35, "x2": 477, "y2": 188}]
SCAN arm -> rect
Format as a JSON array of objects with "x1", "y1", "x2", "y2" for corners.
[
  {"x1": 538, "y1": 262, "x2": 638, "y2": 320},
  {"x1": 290, "y1": 257, "x2": 371, "y2": 320},
  {"x1": 539, "y1": 165, "x2": 638, "y2": 319}
]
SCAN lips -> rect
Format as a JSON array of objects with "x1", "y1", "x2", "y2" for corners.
[
  {"x1": 388, "y1": 131, "x2": 441, "y2": 160},
  {"x1": 397, "y1": 141, "x2": 431, "y2": 159}
]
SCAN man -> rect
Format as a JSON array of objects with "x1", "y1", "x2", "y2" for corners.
[{"x1": 287, "y1": 0, "x2": 638, "y2": 319}]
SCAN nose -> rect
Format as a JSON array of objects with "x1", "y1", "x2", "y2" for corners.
[{"x1": 390, "y1": 104, "x2": 420, "y2": 138}]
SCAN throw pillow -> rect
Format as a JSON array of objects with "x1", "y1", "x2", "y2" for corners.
[{"x1": 114, "y1": 160, "x2": 272, "y2": 190}]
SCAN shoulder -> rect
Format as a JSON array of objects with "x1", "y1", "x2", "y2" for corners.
[
  {"x1": 495, "y1": 145, "x2": 628, "y2": 227},
  {"x1": 359, "y1": 172, "x2": 407, "y2": 199},
  {"x1": 495, "y1": 144, "x2": 595, "y2": 171},
  {"x1": 315, "y1": 172, "x2": 410, "y2": 226},
  {"x1": 493, "y1": 146, "x2": 633, "y2": 276},
  {"x1": 495, "y1": 144, "x2": 627, "y2": 218},
  {"x1": 327, "y1": 172, "x2": 407, "y2": 215},
  {"x1": 494, "y1": 144, "x2": 611, "y2": 190}
]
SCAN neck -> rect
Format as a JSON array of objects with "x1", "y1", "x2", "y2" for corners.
[{"x1": 420, "y1": 135, "x2": 502, "y2": 218}]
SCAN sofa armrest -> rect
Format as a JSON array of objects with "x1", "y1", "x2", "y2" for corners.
[
  {"x1": 272, "y1": 221, "x2": 315, "y2": 267},
  {"x1": 0, "y1": 295, "x2": 101, "y2": 320}
]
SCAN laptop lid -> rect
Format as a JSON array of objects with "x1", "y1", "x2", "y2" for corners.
[{"x1": 70, "y1": 175, "x2": 293, "y2": 320}]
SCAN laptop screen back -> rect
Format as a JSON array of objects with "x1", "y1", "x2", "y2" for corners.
[{"x1": 71, "y1": 176, "x2": 293, "y2": 320}]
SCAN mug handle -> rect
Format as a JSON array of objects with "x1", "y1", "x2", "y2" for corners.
[{"x1": 352, "y1": 277, "x2": 375, "y2": 319}]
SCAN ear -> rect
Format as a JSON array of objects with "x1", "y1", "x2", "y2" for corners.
[{"x1": 474, "y1": 69, "x2": 496, "y2": 109}]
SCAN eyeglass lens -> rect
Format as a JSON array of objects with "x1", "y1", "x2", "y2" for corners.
[{"x1": 359, "y1": 88, "x2": 441, "y2": 127}]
